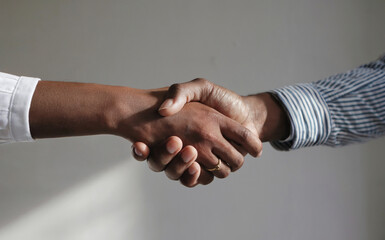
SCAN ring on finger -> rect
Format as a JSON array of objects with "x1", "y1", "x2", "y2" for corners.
[{"x1": 206, "y1": 158, "x2": 221, "y2": 172}]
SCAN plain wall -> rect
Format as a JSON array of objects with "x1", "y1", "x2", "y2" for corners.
[{"x1": 0, "y1": 0, "x2": 384, "y2": 239}]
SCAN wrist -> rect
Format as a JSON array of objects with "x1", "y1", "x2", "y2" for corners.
[
  {"x1": 108, "y1": 87, "x2": 168, "y2": 142},
  {"x1": 242, "y1": 93, "x2": 290, "y2": 142}
]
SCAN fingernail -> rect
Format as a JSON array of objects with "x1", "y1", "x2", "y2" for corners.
[
  {"x1": 159, "y1": 99, "x2": 173, "y2": 110},
  {"x1": 181, "y1": 150, "x2": 194, "y2": 163},
  {"x1": 134, "y1": 147, "x2": 143, "y2": 157},
  {"x1": 188, "y1": 167, "x2": 197, "y2": 175},
  {"x1": 166, "y1": 141, "x2": 179, "y2": 154}
]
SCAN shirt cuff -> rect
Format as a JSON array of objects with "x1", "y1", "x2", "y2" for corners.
[
  {"x1": 269, "y1": 83, "x2": 332, "y2": 150},
  {"x1": 10, "y1": 76, "x2": 40, "y2": 142}
]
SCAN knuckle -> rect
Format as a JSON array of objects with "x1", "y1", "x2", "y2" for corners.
[
  {"x1": 241, "y1": 128, "x2": 252, "y2": 141},
  {"x1": 219, "y1": 144, "x2": 244, "y2": 171},
  {"x1": 201, "y1": 130, "x2": 219, "y2": 143},
  {"x1": 193, "y1": 78, "x2": 213, "y2": 90},
  {"x1": 256, "y1": 140, "x2": 263, "y2": 157},
  {"x1": 169, "y1": 83, "x2": 183, "y2": 95},
  {"x1": 257, "y1": 139, "x2": 263, "y2": 151},
  {"x1": 249, "y1": 136, "x2": 263, "y2": 157},
  {"x1": 231, "y1": 155, "x2": 244, "y2": 172}
]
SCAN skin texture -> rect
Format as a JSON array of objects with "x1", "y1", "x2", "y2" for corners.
[
  {"x1": 132, "y1": 78, "x2": 290, "y2": 187},
  {"x1": 132, "y1": 137, "x2": 201, "y2": 186},
  {"x1": 29, "y1": 81, "x2": 262, "y2": 185}
]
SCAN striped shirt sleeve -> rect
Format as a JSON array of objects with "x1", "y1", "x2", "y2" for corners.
[
  {"x1": 0, "y1": 72, "x2": 40, "y2": 144},
  {"x1": 270, "y1": 55, "x2": 385, "y2": 150}
]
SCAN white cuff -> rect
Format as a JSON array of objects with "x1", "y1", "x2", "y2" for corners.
[{"x1": 10, "y1": 76, "x2": 40, "y2": 142}]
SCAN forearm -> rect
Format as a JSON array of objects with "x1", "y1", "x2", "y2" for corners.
[
  {"x1": 312, "y1": 55, "x2": 385, "y2": 146},
  {"x1": 29, "y1": 81, "x2": 156, "y2": 139}
]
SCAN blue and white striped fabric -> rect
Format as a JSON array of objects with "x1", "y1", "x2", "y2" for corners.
[{"x1": 271, "y1": 55, "x2": 385, "y2": 150}]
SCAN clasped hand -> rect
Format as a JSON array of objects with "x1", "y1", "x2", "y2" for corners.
[
  {"x1": 129, "y1": 79, "x2": 266, "y2": 187},
  {"x1": 29, "y1": 78, "x2": 289, "y2": 182}
]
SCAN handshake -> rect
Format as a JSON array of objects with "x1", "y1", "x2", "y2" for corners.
[
  {"x1": 29, "y1": 78, "x2": 290, "y2": 188},
  {"x1": 11, "y1": 56, "x2": 383, "y2": 187},
  {"x1": 128, "y1": 78, "x2": 290, "y2": 187}
]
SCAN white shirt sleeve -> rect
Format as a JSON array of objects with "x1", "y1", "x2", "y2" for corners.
[{"x1": 0, "y1": 72, "x2": 40, "y2": 144}]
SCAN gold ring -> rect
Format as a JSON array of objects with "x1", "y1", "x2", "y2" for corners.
[{"x1": 206, "y1": 159, "x2": 221, "y2": 172}]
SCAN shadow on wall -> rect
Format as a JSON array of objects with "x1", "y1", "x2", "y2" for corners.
[{"x1": 0, "y1": 136, "x2": 139, "y2": 232}]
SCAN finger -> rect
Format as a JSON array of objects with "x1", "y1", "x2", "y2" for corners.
[
  {"x1": 158, "y1": 78, "x2": 213, "y2": 116},
  {"x1": 180, "y1": 162, "x2": 201, "y2": 187},
  {"x1": 212, "y1": 139, "x2": 245, "y2": 172},
  {"x1": 220, "y1": 119, "x2": 263, "y2": 158},
  {"x1": 147, "y1": 136, "x2": 183, "y2": 172},
  {"x1": 131, "y1": 142, "x2": 150, "y2": 161},
  {"x1": 196, "y1": 167, "x2": 215, "y2": 185},
  {"x1": 165, "y1": 146, "x2": 198, "y2": 180},
  {"x1": 197, "y1": 151, "x2": 231, "y2": 179},
  {"x1": 229, "y1": 140, "x2": 248, "y2": 156}
]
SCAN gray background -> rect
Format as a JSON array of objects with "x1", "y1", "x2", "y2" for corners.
[{"x1": 1, "y1": 0, "x2": 385, "y2": 239}]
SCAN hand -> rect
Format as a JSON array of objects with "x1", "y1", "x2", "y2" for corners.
[
  {"x1": 29, "y1": 81, "x2": 261, "y2": 186},
  {"x1": 157, "y1": 78, "x2": 289, "y2": 141},
  {"x1": 115, "y1": 88, "x2": 262, "y2": 184},
  {"x1": 159, "y1": 78, "x2": 260, "y2": 138},
  {"x1": 132, "y1": 79, "x2": 290, "y2": 187},
  {"x1": 132, "y1": 137, "x2": 201, "y2": 187}
]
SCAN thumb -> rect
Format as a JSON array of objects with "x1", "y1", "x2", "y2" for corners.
[
  {"x1": 158, "y1": 95, "x2": 188, "y2": 117},
  {"x1": 158, "y1": 78, "x2": 212, "y2": 116}
]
